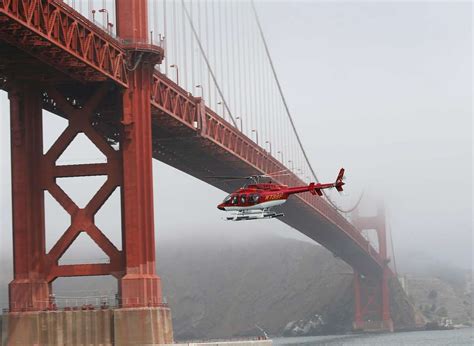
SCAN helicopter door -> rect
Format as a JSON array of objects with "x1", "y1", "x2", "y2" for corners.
[{"x1": 240, "y1": 194, "x2": 247, "y2": 205}]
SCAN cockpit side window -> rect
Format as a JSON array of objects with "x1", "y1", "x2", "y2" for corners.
[
  {"x1": 231, "y1": 195, "x2": 239, "y2": 205},
  {"x1": 223, "y1": 194, "x2": 232, "y2": 203},
  {"x1": 250, "y1": 194, "x2": 260, "y2": 204},
  {"x1": 240, "y1": 194, "x2": 247, "y2": 204}
]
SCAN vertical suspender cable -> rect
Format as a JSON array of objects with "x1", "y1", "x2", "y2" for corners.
[
  {"x1": 205, "y1": 1, "x2": 211, "y2": 106},
  {"x1": 236, "y1": 1, "x2": 243, "y2": 132},
  {"x1": 263, "y1": 22, "x2": 270, "y2": 146},
  {"x1": 219, "y1": 2, "x2": 225, "y2": 120},
  {"x1": 251, "y1": 10, "x2": 258, "y2": 139},
  {"x1": 230, "y1": 0, "x2": 237, "y2": 117},
  {"x1": 263, "y1": 38, "x2": 271, "y2": 152},
  {"x1": 153, "y1": 0, "x2": 159, "y2": 46},
  {"x1": 182, "y1": 1, "x2": 188, "y2": 89},
  {"x1": 198, "y1": 1, "x2": 204, "y2": 95},
  {"x1": 257, "y1": 27, "x2": 265, "y2": 145},
  {"x1": 181, "y1": 0, "x2": 237, "y2": 127},
  {"x1": 212, "y1": 1, "x2": 217, "y2": 110},
  {"x1": 271, "y1": 53, "x2": 278, "y2": 157},
  {"x1": 253, "y1": 20, "x2": 259, "y2": 141},
  {"x1": 244, "y1": 3, "x2": 252, "y2": 135},
  {"x1": 225, "y1": 2, "x2": 231, "y2": 119},
  {"x1": 189, "y1": 0, "x2": 194, "y2": 93},
  {"x1": 172, "y1": 1, "x2": 177, "y2": 72},
  {"x1": 163, "y1": 0, "x2": 168, "y2": 75},
  {"x1": 111, "y1": 0, "x2": 116, "y2": 35},
  {"x1": 248, "y1": 8, "x2": 254, "y2": 138},
  {"x1": 102, "y1": 0, "x2": 106, "y2": 27}
]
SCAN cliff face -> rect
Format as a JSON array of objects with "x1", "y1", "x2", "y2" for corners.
[
  {"x1": 404, "y1": 275, "x2": 472, "y2": 324},
  {"x1": 157, "y1": 236, "x2": 355, "y2": 340}
]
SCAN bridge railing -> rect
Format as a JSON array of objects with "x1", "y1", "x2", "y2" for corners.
[
  {"x1": 3, "y1": 295, "x2": 170, "y2": 312},
  {"x1": 0, "y1": 0, "x2": 129, "y2": 86},
  {"x1": 151, "y1": 71, "x2": 200, "y2": 127}
]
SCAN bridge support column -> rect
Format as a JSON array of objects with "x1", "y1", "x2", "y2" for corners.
[
  {"x1": 112, "y1": 0, "x2": 173, "y2": 344},
  {"x1": 352, "y1": 271, "x2": 393, "y2": 332},
  {"x1": 119, "y1": 61, "x2": 162, "y2": 308},
  {"x1": 352, "y1": 271, "x2": 363, "y2": 330},
  {"x1": 382, "y1": 266, "x2": 394, "y2": 331},
  {"x1": 8, "y1": 85, "x2": 50, "y2": 312},
  {"x1": 352, "y1": 204, "x2": 394, "y2": 332},
  {"x1": 115, "y1": 0, "x2": 164, "y2": 310}
]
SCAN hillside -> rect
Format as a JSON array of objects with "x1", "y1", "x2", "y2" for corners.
[
  {"x1": 157, "y1": 237, "x2": 354, "y2": 340},
  {"x1": 2, "y1": 235, "x2": 468, "y2": 340}
]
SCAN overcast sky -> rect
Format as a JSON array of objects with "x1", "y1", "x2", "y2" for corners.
[
  {"x1": 255, "y1": 0, "x2": 472, "y2": 269},
  {"x1": 0, "y1": 1, "x2": 472, "y2": 301}
]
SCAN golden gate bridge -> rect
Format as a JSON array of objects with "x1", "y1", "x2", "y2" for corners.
[{"x1": 0, "y1": 0, "x2": 417, "y2": 343}]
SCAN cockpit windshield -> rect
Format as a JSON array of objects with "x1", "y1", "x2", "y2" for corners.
[{"x1": 223, "y1": 194, "x2": 232, "y2": 203}]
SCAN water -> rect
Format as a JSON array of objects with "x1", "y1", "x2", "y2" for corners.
[{"x1": 273, "y1": 328, "x2": 474, "y2": 346}]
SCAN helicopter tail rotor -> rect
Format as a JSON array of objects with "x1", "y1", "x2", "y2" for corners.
[{"x1": 335, "y1": 168, "x2": 345, "y2": 192}]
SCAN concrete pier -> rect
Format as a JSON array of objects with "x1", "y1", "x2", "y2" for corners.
[{"x1": 1, "y1": 306, "x2": 173, "y2": 345}]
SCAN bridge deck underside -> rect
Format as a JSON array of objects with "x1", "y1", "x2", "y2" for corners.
[{"x1": 151, "y1": 109, "x2": 382, "y2": 276}]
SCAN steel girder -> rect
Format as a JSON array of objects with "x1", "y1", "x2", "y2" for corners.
[{"x1": 0, "y1": 0, "x2": 128, "y2": 86}]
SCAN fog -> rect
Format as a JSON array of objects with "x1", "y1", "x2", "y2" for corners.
[{"x1": 0, "y1": 1, "x2": 472, "y2": 305}]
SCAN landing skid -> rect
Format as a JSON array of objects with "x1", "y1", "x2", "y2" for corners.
[{"x1": 225, "y1": 210, "x2": 284, "y2": 221}]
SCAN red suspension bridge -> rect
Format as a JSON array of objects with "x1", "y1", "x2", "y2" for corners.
[{"x1": 0, "y1": 0, "x2": 413, "y2": 343}]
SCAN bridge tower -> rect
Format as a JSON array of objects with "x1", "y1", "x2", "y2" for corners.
[
  {"x1": 352, "y1": 203, "x2": 394, "y2": 332},
  {"x1": 1, "y1": 0, "x2": 173, "y2": 344}
]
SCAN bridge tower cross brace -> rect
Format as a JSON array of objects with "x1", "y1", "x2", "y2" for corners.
[{"x1": 352, "y1": 204, "x2": 394, "y2": 332}]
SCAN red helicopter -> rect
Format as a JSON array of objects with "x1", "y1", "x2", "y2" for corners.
[{"x1": 214, "y1": 168, "x2": 345, "y2": 221}]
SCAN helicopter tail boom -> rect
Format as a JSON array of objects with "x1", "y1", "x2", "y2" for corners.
[{"x1": 309, "y1": 182, "x2": 323, "y2": 196}]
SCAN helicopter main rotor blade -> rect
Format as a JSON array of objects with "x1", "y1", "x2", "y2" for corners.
[
  {"x1": 205, "y1": 176, "x2": 252, "y2": 180},
  {"x1": 263, "y1": 173, "x2": 292, "y2": 178}
]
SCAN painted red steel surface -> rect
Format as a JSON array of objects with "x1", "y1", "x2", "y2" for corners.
[
  {"x1": 0, "y1": 0, "x2": 128, "y2": 86},
  {"x1": 1, "y1": 0, "x2": 392, "y2": 325},
  {"x1": 118, "y1": 0, "x2": 164, "y2": 306},
  {"x1": 352, "y1": 207, "x2": 393, "y2": 331},
  {"x1": 8, "y1": 84, "x2": 124, "y2": 311},
  {"x1": 7, "y1": 76, "x2": 164, "y2": 311},
  {"x1": 1, "y1": 0, "x2": 165, "y2": 311}
]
